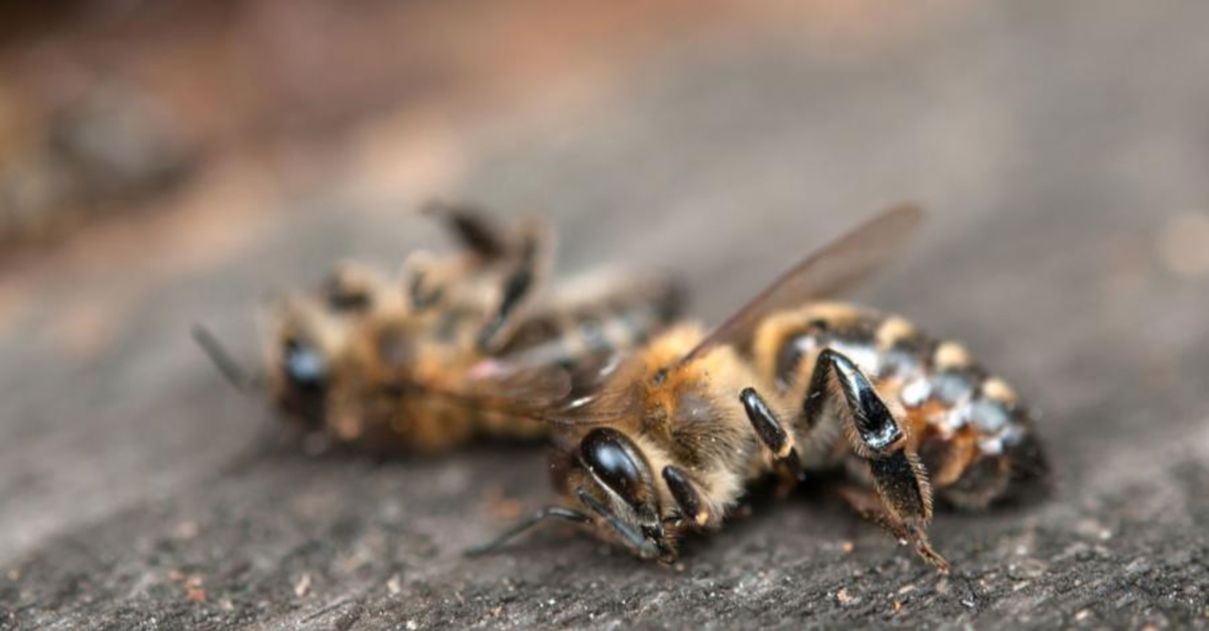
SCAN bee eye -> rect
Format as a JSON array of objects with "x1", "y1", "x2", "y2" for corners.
[
  {"x1": 579, "y1": 427, "x2": 654, "y2": 511},
  {"x1": 284, "y1": 339, "x2": 327, "y2": 389}
]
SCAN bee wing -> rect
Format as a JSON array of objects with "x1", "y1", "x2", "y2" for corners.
[
  {"x1": 679, "y1": 203, "x2": 924, "y2": 365},
  {"x1": 456, "y1": 352, "x2": 637, "y2": 426},
  {"x1": 463, "y1": 358, "x2": 575, "y2": 407}
]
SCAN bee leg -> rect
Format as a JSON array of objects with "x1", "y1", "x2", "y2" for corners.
[
  {"x1": 399, "y1": 250, "x2": 450, "y2": 311},
  {"x1": 662, "y1": 465, "x2": 714, "y2": 529},
  {"x1": 574, "y1": 488, "x2": 662, "y2": 560},
  {"x1": 464, "y1": 505, "x2": 590, "y2": 557},
  {"x1": 421, "y1": 200, "x2": 509, "y2": 261},
  {"x1": 321, "y1": 261, "x2": 382, "y2": 313},
  {"x1": 477, "y1": 219, "x2": 551, "y2": 352},
  {"x1": 834, "y1": 485, "x2": 952, "y2": 571},
  {"x1": 803, "y1": 348, "x2": 949, "y2": 573},
  {"x1": 835, "y1": 484, "x2": 910, "y2": 538},
  {"x1": 740, "y1": 387, "x2": 804, "y2": 493}
]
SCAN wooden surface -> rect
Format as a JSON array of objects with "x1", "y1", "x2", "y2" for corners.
[{"x1": 3, "y1": 2, "x2": 1209, "y2": 628}]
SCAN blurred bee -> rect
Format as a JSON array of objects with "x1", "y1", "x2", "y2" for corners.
[
  {"x1": 194, "y1": 202, "x2": 684, "y2": 453},
  {"x1": 467, "y1": 204, "x2": 1048, "y2": 571}
]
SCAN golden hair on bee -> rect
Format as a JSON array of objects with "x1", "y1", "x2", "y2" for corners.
[{"x1": 469, "y1": 203, "x2": 1048, "y2": 572}]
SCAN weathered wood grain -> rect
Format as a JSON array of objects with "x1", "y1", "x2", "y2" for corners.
[{"x1": 2, "y1": 2, "x2": 1209, "y2": 628}]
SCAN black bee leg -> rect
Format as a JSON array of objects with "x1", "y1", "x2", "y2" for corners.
[
  {"x1": 421, "y1": 200, "x2": 509, "y2": 261},
  {"x1": 476, "y1": 220, "x2": 551, "y2": 352},
  {"x1": 321, "y1": 262, "x2": 380, "y2": 313},
  {"x1": 834, "y1": 485, "x2": 951, "y2": 571},
  {"x1": 464, "y1": 505, "x2": 590, "y2": 557},
  {"x1": 802, "y1": 348, "x2": 948, "y2": 573},
  {"x1": 662, "y1": 465, "x2": 713, "y2": 529},
  {"x1": 399, "y1": 251, "x2": 447, "y2": 311},
  {"x1": 740, "y1": 387, "x2": 804, "y2": 490}
]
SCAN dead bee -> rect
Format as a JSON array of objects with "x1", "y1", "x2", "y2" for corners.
[
  {"x1": 467, "y1": 204, "x2": 1047, "y2": 571},
  {"x1": 194, "y1": 202, "x2": 684, "y2": 453}
]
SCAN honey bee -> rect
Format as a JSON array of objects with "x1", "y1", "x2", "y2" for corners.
[
  {"x1": 194, "y1": 202, "x2": 684, "y2": 453},
  {"x1": 467, "y1": 204, "x2": 1048, "y2": 571}
]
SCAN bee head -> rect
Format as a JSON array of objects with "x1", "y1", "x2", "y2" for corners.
[
  {"x1": 273, "y1": 334, "x2": 330, "y2": 428},
  {"x1": 265, "y1": 292, "x2": 343, "y2": 429},
  {"x1": 568, "y1": 427, "x2": 670, "y2": 560}
]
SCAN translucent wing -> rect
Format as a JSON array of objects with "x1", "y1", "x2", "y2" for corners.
[
  {"x1": 454, "y1": 351, "x2": 636, "y2": 426},
  {"x1": 678, "y1": 203, "x2": 924, "y2": 365},
  {"x1": 462, "y1": 357, "x2": 575, "y2": 407}
]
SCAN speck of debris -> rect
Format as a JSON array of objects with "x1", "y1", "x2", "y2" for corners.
[
  {"x1": 387, "y1": 574, "x2": 401, "y2": 595},
  {"x1": 836, "y1": 588, "x2": 859, "y2": 606},
  {"x1": 293, "y1": 573, "x2": 311, "y2": 598},
  {"x1": 958, "y1": 580, "x2": 977, "y2": 609},
  {"x1": 406, "y1": 620, "x2": 419, "y2": 630},
  {"x1": 1076, "y1": 609, "x2": 1091, "y2": 621},
  {"x1": 841, "y1": 541, "x2": 855, "y2": 554},
  {"x1": 897, "y1": 583, "x2": 916, "y2": 595},
  {"x1": 182, "y1": 574, "x2": 206, "y2": 602},
  {"x1": 1009, "y1": 558, "x2": 1048, "y2": 579},
  {"x1": 1125, "y1": 558, "x2": 1151, "y2": 575},
  {"x1": 186, "y1": 586, "x2": 206, "y2": 603},
  {"x1": 6, "y1": 569, "x2": 19, "y2": 581}
]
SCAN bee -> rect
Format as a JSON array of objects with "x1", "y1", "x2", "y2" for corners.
[
  {"x1": 194, "y1": 202, "x2": 684, "y2": 453},
  {"x1": 467, "y1": 204, "x2": 1048, "y2": 571}
]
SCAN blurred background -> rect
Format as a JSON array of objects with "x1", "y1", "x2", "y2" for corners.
[{"x1": 2, "y1": 1, "x2": 1209, "y2": 627}]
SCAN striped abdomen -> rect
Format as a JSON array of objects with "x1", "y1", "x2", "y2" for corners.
[
  {"x1": 495, "y1": 274, "x2": 684, "y2": 371},
  {"x1": 752, "y1": 302, "x2": 1047, "y2": 508}
]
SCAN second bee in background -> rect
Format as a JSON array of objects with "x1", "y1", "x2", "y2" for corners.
[{"x1": 195, "y1": 202, "x2": 685, "y2": 454}]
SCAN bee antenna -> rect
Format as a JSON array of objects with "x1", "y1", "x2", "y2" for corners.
[
  {"x1": 191, "y1": 324, "x2": 261, "y2": 394},
  {"x1": 575, "y1": 488, "x2": 660, "y2": 559},
  {"x1": 463, "y1": 506, "x2": 590, "y2": 557}
]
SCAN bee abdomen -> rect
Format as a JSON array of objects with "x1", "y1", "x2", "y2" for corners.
[
  {"x1": 755, "y1": 302, "x2": 1046, "y2": 507},
  {"x1": 497, "y1": 276, "x2": 684, "y2": 367}
]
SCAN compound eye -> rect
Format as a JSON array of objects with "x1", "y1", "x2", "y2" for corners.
[
  {"x1": 579, "y1": 428, "x2": 654, "y2": 512},
  {"x1": 284, "y1": 338, "x2": 327, "y2": 390}
]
